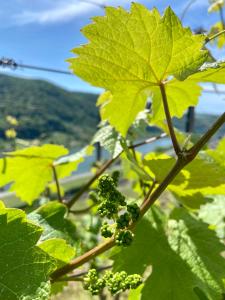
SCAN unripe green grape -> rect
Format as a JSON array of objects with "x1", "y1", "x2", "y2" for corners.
[
  {"x1": 127, "y1": 203, "x2": 140, "y2": 221},
  {"x1": 115, "y1": 230, "x2": 133, "y2": 246},
  {"x1": 116, "y1": 212, "x2": 131, "y2": 229},
  {"x1": 101, "y1": 222, "x2": 113, "y2": 238}
]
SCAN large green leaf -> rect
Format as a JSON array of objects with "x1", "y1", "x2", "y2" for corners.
[
  {"x1": 113, "y1": 208, "x2": 225, "y2": 300},
  {"x1": 0, "y1": 145, "x2": 92, "y2": 204},
  {"x1": 39, "y1": 238, "x2": 75, "y2": 268},
  {"x1": 69, "y1": 4, "x2": 207, "y2": 136},
  {"x1": 0, "y1": 207, "x2": 56, "y2": 300},
  {"x1": 28, "y1": 201, "x2": 77, "y2": 245},
  {"x1": 143, "y1": 152, "x2": 225, "y2": 200},
  {"x1": 207, "y1": 136, "x2": 225, "y2": 167}
]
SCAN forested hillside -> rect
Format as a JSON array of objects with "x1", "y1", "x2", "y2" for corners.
[{"x1": 0, "y1": 74, "x2": 99, "y2": 148}]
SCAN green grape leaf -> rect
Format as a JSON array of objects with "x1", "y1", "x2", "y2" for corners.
[
  {"x1": 113, "y1": 208, "x2": 225, "y2": 300},
  {"x1": 39, "y1": 238, "x2": 75, "y2": 268},
  {"x1": 54, "y1": 145, "x2": 94, "y2": 166},
  {"x1": 150, "y1": 80, "x2": 202, "y2": 122},
  {"x1": 188, "y1": 61, "x2": 225, "y2": 83},
  {"x1": 92, "y1": 125, "x2": 122, "y2": 158},
  {"x1": 0, "y1": 145, "x2": 92, "y2": 204},
  {"x1": 0, "y1": 207, "x2": 56, "y2": 300},
  {"x1": 0, "y1": 145, "x2": 67, "y2": 204},
  {"x1": 69, "y1": 4, "x2": 208, "y2": 136},
  {"x1": 150, "y1": 61, "x2": 225, "y2": 124},
  {"x1": 28, "y1": 201, "x2": 77, "y2": 245},
  {"x1": 143, "y1": 152, "x2": 225, "y2": 199},
  {"x1": 207, "y1": 136, "x2": 225, "y2": 167},
  {"x1": 199, "y1": 195, "x2": 225, "y2": 239}
]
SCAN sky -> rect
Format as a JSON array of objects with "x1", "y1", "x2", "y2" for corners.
[{"x1": 0, "y1": 0, "x2": 225, "y2": 114}]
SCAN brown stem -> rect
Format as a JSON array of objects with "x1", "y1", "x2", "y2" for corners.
[
  {"x1": 51, "y1": 238, "x2": 115, "y2": 280},
  {"x1": 51, "y1": 112, "x2": 225, "y2": 281},
  {"x1": 159, "y1": 83, "x2": 181, "y2": 156},
  {"x1": 54, "y1": 265, "x2": 112, "y2": 282},
  {"x1": 69, "y1": 203, "x2": 96, "y2": 215},
  {"x1": 187, "y1": 111, "x2": 225, "y2": 160},
  {"x1": 52, "y1": 165, "x2": 62, "y2": 202}
]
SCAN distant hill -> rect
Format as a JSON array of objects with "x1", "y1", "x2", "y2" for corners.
[
  {"x1": 0, "y1": 74, "x2": 99, "y2": 149},
  {"x1": 0, "y1": 73, "x2": 223, "y2": 151}
]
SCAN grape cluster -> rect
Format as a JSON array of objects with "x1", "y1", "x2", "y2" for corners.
[
  {"x1": 115, "y1": 230, "x2": 133, "y2": 246},
  {"x1": 116, "y1": 212, "x2": 131, "y2": 229},
  {"x1": 96, "y1": 174, "x2": 141, "y2": 247},
  {"x1": 101, "y1": 222, "x2": 113, "y2": 238},
  {"x1": 83, "y1": 269, "x2": 105, "y2": 295},
  {"x1": 83, "y1": 269, "x2": 142, "y2": 296},
  {"x1": 97, "y1": 174, "x2": 126, "y2": 219},
  {"x1": 127, "y1": 203, "x2": 140, "y2": 221}
]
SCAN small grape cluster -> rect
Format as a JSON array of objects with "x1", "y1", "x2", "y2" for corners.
[
  {"x1": 83, "y1": 269, "x2": 105, "y2": 295},
  {"x1": 97, "y1": 174, "x2": 126, "y2": 219},
  {"x1": 96, "y1": 173, "x2": 141, "y2": 247},
  {"x1": 101, "y1": 222, "x2": 113, "y2": 238},
  {"x1": 83, "y1": 269, "x2": 142, "y2": 295},
  {"x1": 115, "y1": 230, "x2": 133, "y2": 246}
]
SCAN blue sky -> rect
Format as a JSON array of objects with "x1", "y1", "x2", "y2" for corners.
[{"x1": 0, "y1": 0, "x2": 225, "y2": 114}]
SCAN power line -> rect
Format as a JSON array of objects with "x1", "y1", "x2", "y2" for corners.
[
  {"x1": 79, "y1": 0, "x2": 105, "y2": 8},
  {"x1": 0, "y1": 57, "x2": 72, "y2": 75}
]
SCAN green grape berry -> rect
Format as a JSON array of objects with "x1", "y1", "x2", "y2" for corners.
[
  {"x1": 116, "y1": 212, "x2": 131, "y2": 229},
  {"x1": 101, "y1": 222, "x2": 113, "y2": 238},
  {"x1": 115, "y1": 230, "x2": 134, "y2": 246},
  {"x1": 127, "y1": 203, "x2": 140, "y2": 221}
]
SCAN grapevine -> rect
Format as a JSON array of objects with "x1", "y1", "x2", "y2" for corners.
[{"x1": 0, "y1": 2, "x2": 225, "y2": 300}]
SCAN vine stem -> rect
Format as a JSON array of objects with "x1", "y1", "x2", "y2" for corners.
[
  {"x1": 159, "y1": 83, "x2": 181, "y2": 156},
  {"x1": 54, "y1": 265, "x2": 112, "y2": 282},
  {"x1": 52, "y1": 165, "x2": 62, "y2": 202},
  {"x1": 51, "y1": 111, "x2": 225, "y2": 281},
  {"x1": 66, "y1": 133, "x2": 166, "y2": 208},
  {"x1": 69, "y1": 203, "x2": 96, "y2": 214}
]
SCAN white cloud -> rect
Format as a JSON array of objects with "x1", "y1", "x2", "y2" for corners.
[{"x1": 13, "y1": 0, "x2": 129, "y2": 25}]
